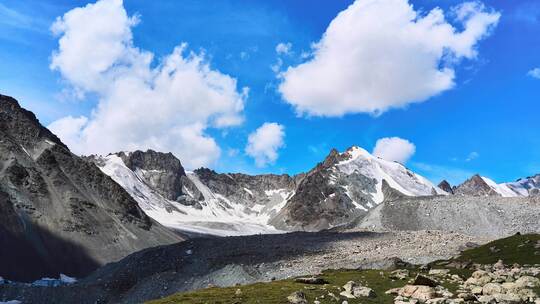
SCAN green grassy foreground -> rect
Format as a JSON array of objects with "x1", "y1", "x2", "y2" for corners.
[
  {"x1": 455, "y1": 233, "x2": 540, "y2": 265},
  {"x1": 148, "y1": 234, "x2": 540, "y2": 304},
  {"x1": 148, "y1": 269, "x2": 412, "y2": 304}
]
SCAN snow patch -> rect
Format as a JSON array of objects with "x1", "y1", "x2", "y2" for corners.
[
  {"x1": 243, "y1": 187, "x2": 253, "y2": 196},
  {"x1": 96, "y1": 155, "x2": 287, "y2": 236},
  {"x1": 481, "y1": 176, "x2": 521, "y2": 197},
  {"x1": 337, "y1": 146, "x2": 445, "y2": 206}
]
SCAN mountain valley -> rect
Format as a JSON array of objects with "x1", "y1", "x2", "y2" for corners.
[{"x1": 0, "y1": 95, "x2": 539, "y2": 304}]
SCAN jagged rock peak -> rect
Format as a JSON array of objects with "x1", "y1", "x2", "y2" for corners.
[
  {"x1": 112, "y1": 150, "x2": 187, "y2": 201},
  {"x1": 454, "y1": 174, "x2": 500, "y2": 197},
  {"x1": 0, "y1": 94, "x2": 67, "y2": 150},
  {"x1": 193, "y1": 167, "x2": 219, "y2": 177},
  {"x1": 321, "y1": 146, "x2": 368, "y2": 168},
  {"x1": 320, "y1": 148, "x2": 344, "y2": 168},
  {"x1": 269, "y1": 145, "x2": 445, "y2": 232},
  {"x1": 438, "y1": 180, "x2": 454, "y2": 194},
  {"x1": 117, "y1": 150, "x2": 186, "y2": 175}
]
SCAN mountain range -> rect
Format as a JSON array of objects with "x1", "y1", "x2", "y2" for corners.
[
  {"x1": 449, "y1": 174, "x2": 540, "y2": 197},
  {"x1": 87, "y1": 145, "x2": 446, "y2": 236},
  {"x1": 1, "y1": 93, "x2": 539, "y2": 284},
  {"x1": 89, "y1": 146, "x2": 540, "y2": 237}
]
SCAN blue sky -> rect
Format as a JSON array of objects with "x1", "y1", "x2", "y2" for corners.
[{"x1": 0, "y1": 0, "x2": 539, "y2": 185}]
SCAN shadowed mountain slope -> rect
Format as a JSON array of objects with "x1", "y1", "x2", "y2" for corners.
[{"x1": 0, "y1": 94, "x2": 182, "y2": 281}]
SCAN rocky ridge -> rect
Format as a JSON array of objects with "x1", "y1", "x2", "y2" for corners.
[
  {"x1": 451, "y1": 174, "x2": 540, "y2": 197},
  {"x1": 90, "y1": 146, "x2": 445, "y2": 235},
  {"x1": 118, "y1": 150, "x2": 187, "y2": 201},
  {"x1": 454, "y1": 175, "x2": 501, "y2": 197},
  {"x1": 438, "y1": 180, "x2": 454, "y2": 194},
  {"x1": 88, "y1": 152, "x2": 300, "y2": 236},
  {"x1": 270, "y1": 146, "x2": 446, "y2": 231},
  {"x1": 0, "y1": 94, "x2": 181, "y2": 282}
]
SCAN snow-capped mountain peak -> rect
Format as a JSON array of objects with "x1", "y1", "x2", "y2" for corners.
[
  {"x1": 454, "y1": 174, "x2": 540, "y2": 197},
  {"x1": 480, "y1": 176, "x2": 520, "y2": 197},
  {"x1": 336, "y1": 146, "x2": 446, "y2": 204},
  {"x1": 91, "y1": 147, "x2": 540, "y2": 235},
  {"x1": 269, "y1": 146, "x2": 445, "y2": 231},
  {"x1": 504, "y1": 174, "x2": 540, "y2": 197},
  {"x1": 90, "y1": 147, "x2": 449, "y2": 235}
]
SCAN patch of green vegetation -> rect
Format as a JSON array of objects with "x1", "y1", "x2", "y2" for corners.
[
  {"x1": 317, "y1": 269, "x2": 412, "y2": 303},
  {"x1": 455, "y1": 234, "x2": 540, "y2": 265},
  {"x1": 146, "y1": 269, "x2": 398, "y2": 304},
  {"x1": 147, "y1": 268, "x2": 437, "y2": 304}
]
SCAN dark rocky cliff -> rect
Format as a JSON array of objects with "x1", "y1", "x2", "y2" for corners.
[{"x1": 0, "y1": 94, "x2": 182, "y2": 281}]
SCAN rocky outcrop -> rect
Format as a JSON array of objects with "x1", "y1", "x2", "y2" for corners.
[
  {"x1": 452, "y1": 261, "x2": 539, "y2": 303},
  {"x1": 269, "y1": 149, "x2": 369, "y2": 231},
  {"x1": 506, "y1": 174, "x2": 540, "y2": 196},
  {"x1": 454, "y1": 174, "x2": 500, "y2": 196},
  {"x1": 117, "y1": 150, "x2": 186, "y2": 201},
  {"x1": 438, "y1": 180, "x2": 454, "y2": 194},
  {"x1": 270, "y1": 147, "x2": 444, "y2": 232},
  {"x1": 340, "y1": 280, "x2": 376, "y2": 298},
  {"x1": 0, "y1": 94, "x2": 181, "y2": 282},
  {"x1": 385, "y1": 260, "x2": 540, "y2": 303},
  {"x1": 193, "y1": 167, "x2": 299, "y2": 210}
]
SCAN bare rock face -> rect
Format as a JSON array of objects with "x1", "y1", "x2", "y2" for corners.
[
  {"x1": 269, "y1": 146, "x2": 445, "y2": 232},
  {"x1": 89, "y1": 147, "x2": 441, "y2": 235},
  {"x1": 0, "y1": 94, "x2": 181, "y2": 282},
  {"x1": 193, "y1": 167, "x2": 300, "y2": 210},
  {"x1": 269, "y1": 148, "x2": 375, "y2": 231},
  {"x1": 438, "y1": 180, "x2": 454, "y2": 194},
  {"x1": 511, "y1": 174, "x2": 540, "y2": 196},
  {"x1": 530, "y1": 188, "x2": 540, "y2": 197},
  {"x1": 454, "y1": 174, "x2": 500, "y2": 196},
  {"x1": 118, "y1": 150, "x2": 186, "y2": 201}
]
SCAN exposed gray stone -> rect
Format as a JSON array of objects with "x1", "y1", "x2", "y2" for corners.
[{"x1": 0, "y1": 94, "x2": 181, "y2": 282}]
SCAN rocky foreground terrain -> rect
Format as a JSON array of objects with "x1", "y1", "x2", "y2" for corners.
[
  {"x1": 0, "y1": 230, "x2": 485, "y2": 303},
  {"x1": 140, "y1": 234, "x2": 540, "y2": 304}
]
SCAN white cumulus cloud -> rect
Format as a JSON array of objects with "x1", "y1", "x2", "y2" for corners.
[
  {"x1": 48, "y1": 0, "x2": 247, "y2": 168},
  {"x1": 245, "y1": 122, "x2": 285, "y2": 167},
  {"x1": 279, "y1": 0, "x2": 500, "y2": 117},
  {"x1": 275, "y1": 42, "x2": 292, "y2": 55},
  {"x1": 528, "y1": 68, "x2": 540, "y2": 79},
  {"x1": 373, "y1": 137, "x2": 416, "y2": 164},
  {"x1": 47, "y1": 115, "x2": 88, "y2": 148}
]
